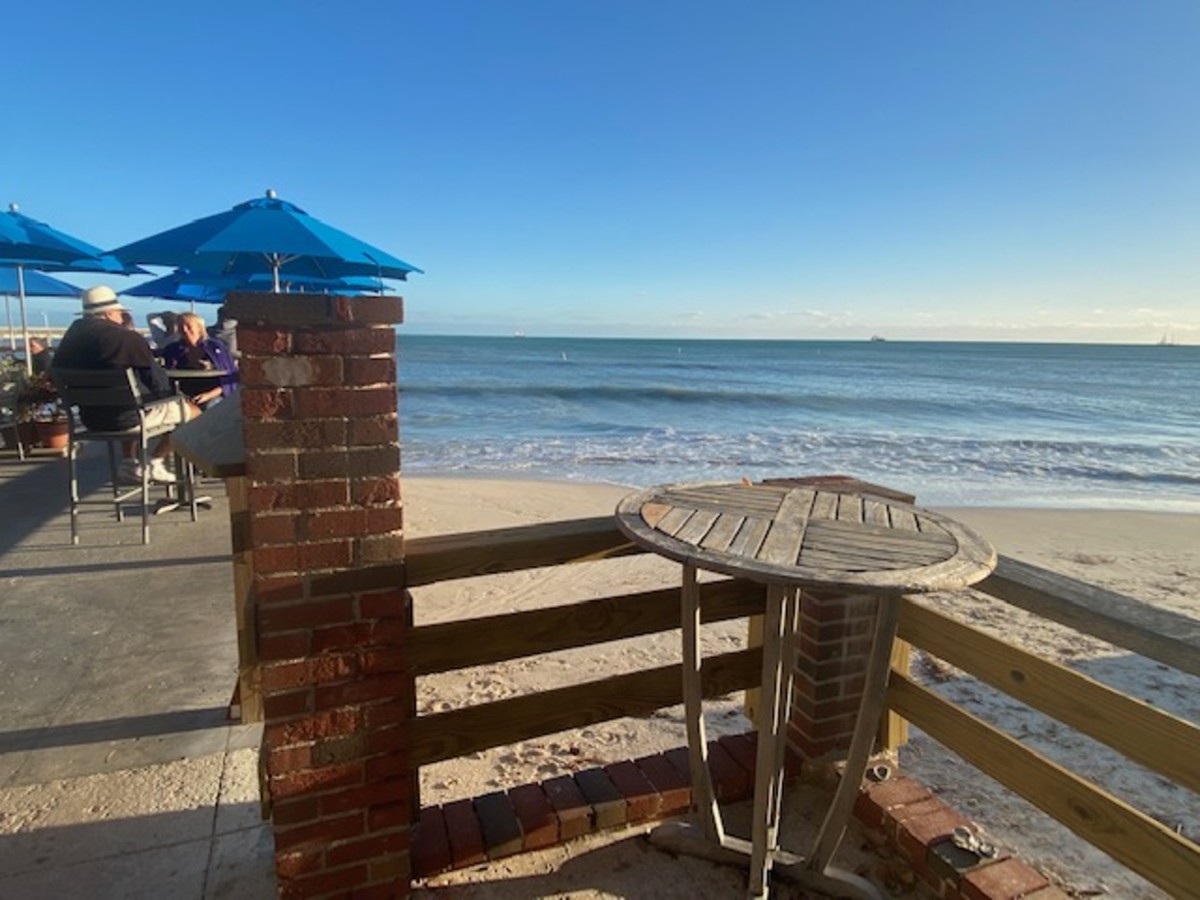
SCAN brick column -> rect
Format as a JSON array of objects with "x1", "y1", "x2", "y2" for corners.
[
  {"x1": 225, "y1": 292, "x2": 412, "y2": 900},
  {"x1": 756, "y1": 477, "x2": 916, "y2": 766}
]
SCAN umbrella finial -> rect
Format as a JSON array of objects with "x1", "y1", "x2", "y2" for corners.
[
  {"x1": 265, "y1": 188, "x2": 277, "y2": 200},
  {"x1": 8, "y1": 202, "x2": 18, "y2": 213}
]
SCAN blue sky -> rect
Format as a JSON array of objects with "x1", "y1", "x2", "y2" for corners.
[{"x1": 4, "y1": 0, "x2": 1198, "y2": 342}]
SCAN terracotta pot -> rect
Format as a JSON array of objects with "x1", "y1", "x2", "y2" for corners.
[{"x1": 35, "y1": 419, "x2": 70, "y2": 450}]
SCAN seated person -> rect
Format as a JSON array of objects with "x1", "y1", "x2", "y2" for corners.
[
  {"x1": 146, "y1": 310, "x2": 179, "y2": 350},
  {"x1": 28, "y1": 336, "x2": 54, "y2": 374},
  {"x1": 210, "y1": 305, "x2": 238, "y2": 358},
  {"x1": 161, "y1": 312, "x2": 238, "y2": 409},
  {"x1": 52, "y1": 286, "x2": 201, "y2": 484}
]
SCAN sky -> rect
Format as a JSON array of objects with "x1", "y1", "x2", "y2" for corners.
[{"x1": 4, "y1": 0, "x2": 1199, "y2": 342}]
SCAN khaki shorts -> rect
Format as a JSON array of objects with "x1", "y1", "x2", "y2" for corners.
[{"x1": 143, "y1": 396, "x2": 189, "y2": 430}]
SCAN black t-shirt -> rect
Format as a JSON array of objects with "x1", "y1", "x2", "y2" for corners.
[{"x1": 53, "y1": 316, "x2": 173, "y2": 431}]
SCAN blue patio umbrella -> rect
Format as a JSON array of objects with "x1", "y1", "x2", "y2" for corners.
[
  {"x1": 0, "y1": 268, "x2": 80, "y2": 352},
  {"x1": 123, "y1": 269, "x2": 392, "y2": 305},
  {"x1": 1, "y1": 203, "x2": 141, "y2": 373},
  {"x1": 109, "y1": 189, "x2": 423, "y2": 293}
]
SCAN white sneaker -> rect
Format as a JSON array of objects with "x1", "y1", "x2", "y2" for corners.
[
  {"x1": 119, "y1": 460, "x2": 144, "y2": 485},
  {"x1": 147, "y1": 458, "x2": 178, "y2": 484}
]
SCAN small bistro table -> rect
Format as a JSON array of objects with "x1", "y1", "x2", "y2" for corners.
[{"x1": 616, "y1": 481, "x2": 996, "y2": 899}]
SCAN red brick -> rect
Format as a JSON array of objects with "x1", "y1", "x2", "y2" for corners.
[
  {"x1": 273, "y1": 810, "x2": 363, "y2": 851},
  {"x1": 358, "y1": 587, "x2": 407, "y2": 618},
  {"x1": 325, "y1": 830, "x2": 408, "y2": 866},
  {"x1": 295, "y1": 538, "x2": 353, "y2": 572},
  {"x1": 235, "y1": 326, "x2": 293, "y2": 355},
  {"x1": 574, "y1": 768, "x2": 626, "y2": 830},
  {"x1": 250, "y1": 512, "x2": 300, "y2": 544},
  {"x1": 262, "y1": 688, "x2": 312, "y2": 719},
  {"x1": 442, "y1": 798, "x2": 487, "y2": 867},
  {"x1": 348, "y1": 415, "x2": 399, "y2": 446},
  {"x1": 508, "y1": 783, "x2": 558, "y2": 850},
  {"x1": 412, "y1": 806, "x2": 452, "y2": 877},
  {"x1": 258, "y1": 597, "x2": 355, "y2": 633},
  {"x1": 260, "y1": 656, "x2": 355, "y2": 692},
  {"x1": 365, "y1": 505, "x2": 404, "y2": 533},
  {"x1": 475, "y1": 791, "x2": 524, "y2": 859},
  {"x1": 258, "y1": 630, "x2": 312, "y2": 662},
  {"x1": 304, "y1": 508, "x2": 366, "y2": 539},
  {"x1": 253, "y1": 544, "x2": 300, "y2": 574},
  {"x1": 664, "y1": 746, "x2": 691, "y2": 783},
  {"x1": 271, "y1": 795, "x2": 321, "y2": 828},
  {"x1": 295, "y1": 386, "x2": 397, "y2": 418},
  {"x1": 634, "y1": 754, "x2": 691, "y2": 815},
  {"x1": 707, "y1": 740, "x2": 751, "y2": 802},
  {"x1": 298, "y1": 450, "x2": 351, "y2": 479},
  {"x1": 857, "y1": 775, "x2": 934, "y2": 827},
  {"x1": 293, "y1": 326, "x2": 397, "y2": 355},
  {"x1": 345, "y1": 356, "x2": 396, "y2": 384},
  {"x1": 314, "y1": 673, "x2": 408, "y2": 710},
  {"x1": 542, "y1": 775, "x2": 593, "y2": 840},
  {"x1": 717, "y1": 731, "x2": 758, "y2": 777},
  {"x1": 605, "y1": 760, "x2": 660, "y2": 822},
  {"x1": 961, "y1": 858, "x2": 1050, "y2": 900},
  {"x1": 241, "y1": 388, "x2": 293, "y2": 420},
  {"x1": 253, "y1": 574, "x2": 306, "y2": 605},
  {"x1": 352, "y1": 475, "x2": 402, "y2": 504},
  {"x1": 268, "y1": 761, "x2": 365, "y2": 801},
  {"x1": 896, "y1": 804, "x2": 973, "y2": 867},
  {"x1": 265, "y1": 707, "x2": 362, "y2": 746},
  {"x1": 278, "y1": 862, "x2": 369, "y2": 898},
  {"x1": 244, "y1": 418, "x2": 347, "y2": 450},
  {"x1": 367, "y1": 799, "x2": 412, "y2": 831},
  {"x1": 274, "y1": 847, "x2": 322, "y2": 878},
  {"x1": 246, "y1": 452, "x2": 299, "y2": 482}
]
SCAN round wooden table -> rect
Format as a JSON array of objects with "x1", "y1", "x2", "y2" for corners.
[{"x1": 616, "y1": 481, "x2": 996, "y2": 899}]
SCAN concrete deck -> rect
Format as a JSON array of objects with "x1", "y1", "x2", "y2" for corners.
[{"x1": 0, "y1": 451, "x2": 276, "y2": 899}]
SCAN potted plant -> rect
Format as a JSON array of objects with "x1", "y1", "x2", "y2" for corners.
[
  {"x1": 15, "y1": 370, "x2": 70, "y2": 450},
  {"x1": 0, "y1": 353, "x2": 28, "y2": 451}
]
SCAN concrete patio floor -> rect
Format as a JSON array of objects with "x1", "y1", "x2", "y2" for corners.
[{"x1": 0, "y1": 450, "x2": 276, "y2": 900}]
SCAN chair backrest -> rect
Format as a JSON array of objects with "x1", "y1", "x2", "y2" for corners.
[{"x1": 51, "y1": 367, "x2": 143, "y2": 410}]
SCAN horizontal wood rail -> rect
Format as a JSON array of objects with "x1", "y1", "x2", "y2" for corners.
[
  {"x1": 411, "y1": 647, "x2": 762, "y2": 767},
  {"x1": 405, "y1": 514, "x2": 1199, "y2": 893},
  {"x1": 978, "y1": 556, "x2": 1200, "y2": 677},
  {"x1": 887, "y1": 673, "x2": 1198, "y2": 899},
  {"x1": 405, "y1": 516, "x2": 638, "y2": 587},
  {"x1": 409, "y1": 578, "x2": 766, "y2": 676},
  {"x1": 897, "y1": 598, "x2": 1199, "y2": 793}
]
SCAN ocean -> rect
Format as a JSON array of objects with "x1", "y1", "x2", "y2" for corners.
[{"x1": 396, "y1": 336, "x2": 1200, "y2": 511}]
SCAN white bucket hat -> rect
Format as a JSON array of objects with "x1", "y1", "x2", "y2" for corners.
[{"x1": 80, "y1": 285, "x2": 129, "y2": 317}]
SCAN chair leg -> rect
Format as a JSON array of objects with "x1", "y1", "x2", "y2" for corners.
[
  {"x1": 67, "y1": 438, "x2": 80, "y2": 545},
  {"x1": 106, "y1": 442, "x2": 125, "y2": 522},
  {"x1": 140, "y1": 441, "x2": 151, "y2": 545}
]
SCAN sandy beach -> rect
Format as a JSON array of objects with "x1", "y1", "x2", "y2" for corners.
[{"x1": 402, "y1": 476, "x2": 1199, "y2": 899}]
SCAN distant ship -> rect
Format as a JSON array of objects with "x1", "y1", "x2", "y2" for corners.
[
  {"x1": 513, "y1": 331, "x2": 526, "y2": 338},
  {"x1": 869, "y1": 335, "x2": 886, "y2": 342},
  {"x1": 1157, "y1": 332, "x2": 1176, "y2": 346}
]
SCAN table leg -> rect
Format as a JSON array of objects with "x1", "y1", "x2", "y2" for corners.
[
  {"x1": 682, "y1": 561, "x2": 725, "y2": 845},
  {"x1": 780, "y1": 594, "x2": 900, "y2": 900},
  {"x1": 748, "y1": 583, "x2": 788, "y2": 897}
]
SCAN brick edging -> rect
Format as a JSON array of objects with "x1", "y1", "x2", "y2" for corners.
[{"x1": 412, "y1": 731, "x2": 1061, "y2": 899}]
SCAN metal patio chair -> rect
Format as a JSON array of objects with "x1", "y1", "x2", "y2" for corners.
[{"x1": 50, "y1": 367, "x2": 197, "y2": 544}]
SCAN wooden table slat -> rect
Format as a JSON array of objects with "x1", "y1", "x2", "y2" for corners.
[
  {"x1": 700, "y1": 512, "x2": 745, "y2": 552},
  {"x1": 674, "y1": 509, "x2": 720, "y2": 545},
  {"x1": 836, "y1": 494, "x2": 863, "y2": 523},
  {"x1": 755, "y1": 489, "x2": 815, "y2": 566},
  {"x1": 726, "y1": 516, "x2": 771, "y2": 560},
  {"x1": 654, "y1": 505, "x2": 696, "y2": 537},
  {"x1": 810, "y1": 491, "x2": 839, "y2": 521}
]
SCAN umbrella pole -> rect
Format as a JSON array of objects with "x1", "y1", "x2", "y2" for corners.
[
  {"x1": 5, "y1": 295, "x2": 13, "y2": 352},
  {"x1": 17, "y1": 266, "x2": 32, "y2": 376}
]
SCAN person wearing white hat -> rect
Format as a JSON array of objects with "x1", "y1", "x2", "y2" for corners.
[{"x1": 51, "y1": 286, "x2": 202, "y2": 484}]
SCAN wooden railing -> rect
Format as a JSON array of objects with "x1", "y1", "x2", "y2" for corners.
[{"x1": 403, "y1": 516, "x2": 1200, "y2": 897}]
